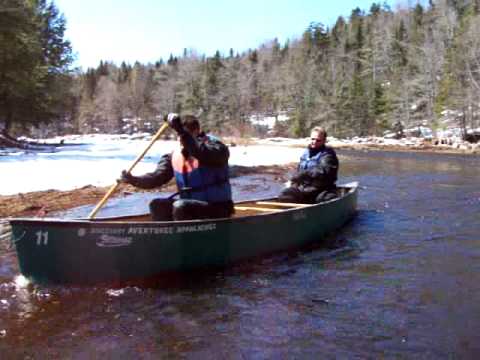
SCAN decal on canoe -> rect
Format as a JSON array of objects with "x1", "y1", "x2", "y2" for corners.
[
  {"x1": 96, "y1": 235, "x2": 132, "y2": 248},
  {"x1": 127, "y1": 223, "x2": 217, "y2": 235},
  {"x1": 175, "y1": 223, "x2": 216, "y2": 233},
  {"x1": 35, "y1": 231, "x2": 49, "y2": 246},
  {"x1": 293, "y1": 211, "x2": 307, "y2": 221},
  {"x1": 77, "y1": 224, "x2": 217, "y2": 247},
  {"x1": 90, "y1": 228, "x2": 127, "y2": 235},
  {"x1": 128, "y1": 227, "x2": 174, "y2": 235}
]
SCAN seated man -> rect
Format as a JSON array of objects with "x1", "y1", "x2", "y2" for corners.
[
  {"x1": 278, "y1": 126, "x2": 339, "y2": 204},
  {"x1": 120, "y1": 114, "x2": 234, "y2": 221}
]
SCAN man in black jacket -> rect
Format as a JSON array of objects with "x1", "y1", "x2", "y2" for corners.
[
  {"x1": 278, "y1": 126, "x2": 339, "y2": 204},
  {"x1": 120, "y1": 114, "x2": 234, "y2": 221}
]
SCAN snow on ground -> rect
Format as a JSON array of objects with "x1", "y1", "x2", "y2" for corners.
[{"x1": 0, "y1": 135, "x2": 303, "y2": 196}]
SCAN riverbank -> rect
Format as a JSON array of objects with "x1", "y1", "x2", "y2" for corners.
[{"x1": 249, "y1": 136, "x2": 480, "y2": 155}]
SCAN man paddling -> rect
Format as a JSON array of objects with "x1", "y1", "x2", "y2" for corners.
[
  {"x1": 278, "y1": 126, "x2": 339, "y2": 204},
  {"x1": 119, "y1": 114, "x2": 234, "y2": 221}
]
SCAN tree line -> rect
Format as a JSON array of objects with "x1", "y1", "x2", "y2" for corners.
[{"x1": 2, "y1": 0, "x2": 480, "y2": 139}]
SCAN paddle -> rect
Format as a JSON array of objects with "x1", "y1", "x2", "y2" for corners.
[{"x1": 88, "y1": 122, "x2": 170, "y2": 219}]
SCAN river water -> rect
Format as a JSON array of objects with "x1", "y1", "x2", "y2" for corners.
[{"x1": 1, "y1": 149, "x2": 479, "y2": 358}]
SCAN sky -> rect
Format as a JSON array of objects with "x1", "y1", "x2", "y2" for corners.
[{"x1": 54, "y1": 0, "x2": 399, "y2": 70}]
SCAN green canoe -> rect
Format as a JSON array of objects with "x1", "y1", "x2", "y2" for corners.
[{"x1": 9, "y1": 182, "x2": 358, "y2": 285}]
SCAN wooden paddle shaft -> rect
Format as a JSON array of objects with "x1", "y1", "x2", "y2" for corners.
[
  {"x1": 234, "y1": 206, "x2": 284, "y2": 213},
  {"x1": 255, "y1": 201, "x2": 311, "y2": 208},
  {"x1": 88, "y1": 122, "x2": 170, "y2": 219}
]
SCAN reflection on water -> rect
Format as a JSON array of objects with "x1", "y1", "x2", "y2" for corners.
[{"x1": 1, "y1": 150, "x2": 480, "y2": 357}]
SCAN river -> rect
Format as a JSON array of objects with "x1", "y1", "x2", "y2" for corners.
[{"x1": 1, "y1": 149, "x2": 479, "y2": 358}]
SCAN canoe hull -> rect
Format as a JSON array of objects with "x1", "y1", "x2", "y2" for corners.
[{"x1": 10, "y1": 184, "x2": 358, "y2": 285}]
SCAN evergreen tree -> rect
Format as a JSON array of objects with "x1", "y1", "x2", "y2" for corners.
[
  {"x1": 391, "y1": 19, "x2": 408, "y2": 68},
  {"x1": 118, "y1": 61, "x2": 131, "y2": 83},
  {"x1": 0, "y1": 0, "x2": 73, "y2": 134},
  {"x1": 370, "y1": 82, "x2": 391, "y2": 133}
]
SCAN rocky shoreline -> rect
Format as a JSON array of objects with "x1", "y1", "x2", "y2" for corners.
[{"x1": 252, "y1": 136, "x2": 480, "y2": 155}]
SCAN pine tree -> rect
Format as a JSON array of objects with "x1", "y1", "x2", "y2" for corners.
[
  {"x1": 0, "y1": 0, "x2": 73, "y2": 135},
  {"x1": 371, "y1": 82, "x2": 391, "y2": 134}
]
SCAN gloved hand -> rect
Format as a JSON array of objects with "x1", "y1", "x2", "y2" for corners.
[
  {"x1": 164, "y1": 113, "x2": 184, "y2": 134},
  {"x1": 290, "y1": 171, "x2": 308, "y2": 184},
  {"x1": 119, "y1": 170, "x2": 134, "y2": 184}
]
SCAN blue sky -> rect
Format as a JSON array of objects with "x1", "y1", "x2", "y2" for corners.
[{"x1": 55, "y1": 0, "x2": 401, "y2": 70}]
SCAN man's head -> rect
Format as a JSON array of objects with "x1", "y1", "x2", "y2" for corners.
[
  {"x1": 309, "y1": 126, "x2": 327, "y2": 149},
  {"x1": 182, "y1": 115, "x2": 201, "y2": 137}
]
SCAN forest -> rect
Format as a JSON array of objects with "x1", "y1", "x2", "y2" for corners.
[{"x1": 1, "y1": 0, "x2": 480, "y2": 139}]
